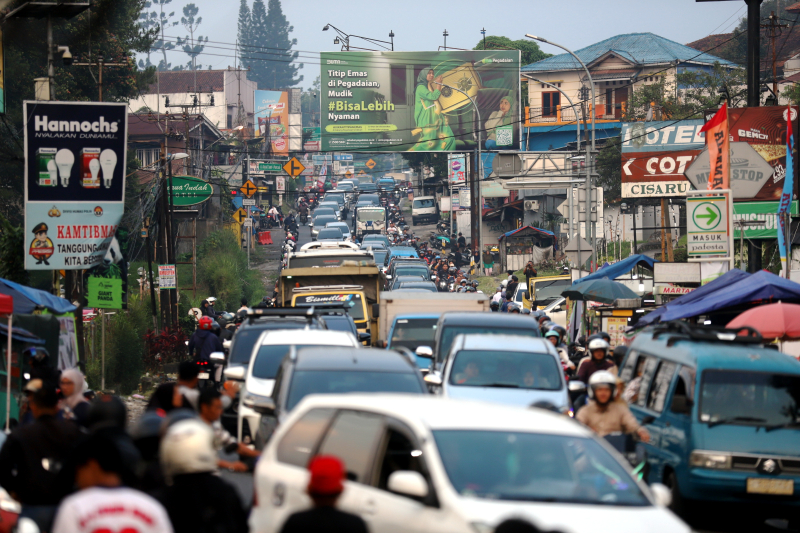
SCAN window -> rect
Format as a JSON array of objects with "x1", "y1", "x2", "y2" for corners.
[
  {"x1": 136, "y1": 148, "x2": 160, "y2": 168},
  {"x1": 618, "y1": 349, "x2": 640, "y2": 382},
  {"x1": 634, "y1": 356, "x2": 659, "y2": 408},
  {"x1": 227, "y1": 114, "x2": 232, "y2": 129},
  {"x1": 448, "y1": 350, "x2": 562, "y2": 391},
  {"x1": 318, "y1": 410, "x2": 385, "y2": 483},
  {"x1": 542, "y1": 92, "x2": 560, "y2": 117},
  {"x1": 391, "y1": 65, "x2": 408, "y2": 105},
  {"x1": 605, "y1": 88, "x2": 613, "y2": 116},
  {"x1": 646, "y1": 361, "x2": 677, "y2": 413},
  {"x1": 699, "y1": 370, "x2": 800, "y2": 427},
  {"x1": 276, "y1": 408, "x2": 335, "y2": 467},
  {"x1": 375, "y1": 427, "x2": 426, "y2": 492}
]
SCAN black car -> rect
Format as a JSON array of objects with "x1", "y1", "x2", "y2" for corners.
[
  {"x1": 394, "y1": 281, "x2": 438, "y2": 292},
  {"x1": 245, "y1": 347, "x2": 427, "y2": 448}
]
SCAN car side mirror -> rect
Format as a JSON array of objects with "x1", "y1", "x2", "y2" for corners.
[
  {"x1": 223, "y1": 366, "x2": 246, "y2": 381},
  {"x1": 415, "y1": 346, "x2": 433, "y2": 359},
  {"x1": 424, "y1": 373, "x2": 442, "y2": 386},
  {"x1": 649, "y1": 483, "x2": 672, "y2": 507},
  {"x1": 387, "y1": 470, "x2": 429, "y2": 498},
  {"x1": 372, "y1": 303, "x2": 380, "y2": 318},
  {"x1": 568, "y1": 381, "x2": 586, "y2": 393},
  {"x1": 210, "y1": 352, "x2": 225, "y2": 361},
  {"x1": 358, "y1": 332, "x2": 371, "y2": 343},
  {"x1": 670, "y1": 396, "x2": 693, "y2": 415},
  {"x1": 243, "y1": 395, "x2": 276, "y2": 416}
]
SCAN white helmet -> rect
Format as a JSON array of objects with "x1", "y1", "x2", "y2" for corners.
[
  {"x1": 501, "y1": 279, "x2": 509, "y2": 288},
  {"x1": 160, "y1": 419, "x2": 217, "y2": 479},
  {"x1": 588, "y1": 338, "x2": 610, "y2": 354},
  {"x1": 588, "y1": 370, "x2": 617, "y2": 404}
]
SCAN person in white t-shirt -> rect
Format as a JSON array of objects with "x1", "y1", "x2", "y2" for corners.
[{"x1": 52, "y1": 433, "x2": 173, "y2": 533}]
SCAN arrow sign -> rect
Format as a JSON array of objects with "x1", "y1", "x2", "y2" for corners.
[
  {"x1": 695, "y1": 206, "x2": 719, "y2": 227},
  {"x1": 240, "y1": 180, "x2": 257, "y2": 198},
  {"x1": 622, "y1": 159, "x2": 633, "y2": 176},
  {"x1": 283, "y1": 157, "x2": 305, "y2": 177},
  {"x1": 233, "y1": 207, "x2": 248, "y2": 224}
]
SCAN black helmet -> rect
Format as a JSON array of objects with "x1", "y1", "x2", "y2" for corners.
[
  {"x1": 24, "y1": 347, "x2": 50, "y2": 367},
  {"x1": 490, "y1": 301, "x2": 500, "y2": 310},
  {"x1": 471, "y1": 280, "x2": 479, "y2": 287},
  {"x1": 520, "y1": 308, "x2": 532, "y2": 315},
  {"x1": 87, "y1": 394, "x2": 128, "y2": 431},
  {"x1": 235, "y1": 308, "x2": 248, "y2": 323}
]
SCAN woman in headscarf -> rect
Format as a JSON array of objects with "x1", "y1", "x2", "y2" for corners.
[
  {"x1": 409, "y1": 68, "x2": 456, "y2": 151},
  {"x1": 60, "y1": 368, "x2": 90, "y2": 427},
  {"x1": 485, "y1": 95, "x2": 515, "y2": 149}
]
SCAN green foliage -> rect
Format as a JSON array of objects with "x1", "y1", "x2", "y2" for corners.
[
  {"x1": 138, "y1": 0, "x2": 178, "y2": 70},
  {"x1": 240, "y1": 0, "x2": 303, "y2": 88},
  {"x1": 0, "y1": 213, "x2": 29, "y2": 285},
  {"x1": 473, "y1": 36, "x2": 550, "y2": 105},
  {"x1": 782, "y1": 82, "x2": 800, "y2": 105},
  {"x1": 400, "y1": 153, "x2": 447, "y2": 183},
  {"x1": 176, "y1": 3, "x2": 208, "y2": 71},
  {"x1": 197, "y1": 229, "x2": 266, "y2": 310},
  {"x1": 596, "y1": 137, "x2": 622, "y2": 203}
]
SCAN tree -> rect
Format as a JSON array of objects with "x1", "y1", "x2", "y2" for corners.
[
  {"x1": 237, "y1": 0, "x2": 252, "y2": 66},
  {"x1": 176, "y1": 3, "x2": 207, "y2": 72},
  {"x1": 243, "y1": 0, "x2": 303, "y2": 88},
  {"x1": 301, "y1": 75, "x2": 321, "y2": 127},
  {"x1": 137, "y1": 0, "x2": 178, "y2": 71},
  {"x1": 595, "y1": 138, "x2": 622, "y2": 203}
]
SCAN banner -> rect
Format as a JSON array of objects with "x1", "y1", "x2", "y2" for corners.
[
  {"x1": 779, "y1": 105, "x2": 795, "y2": 274},
  {"x1": 621, "y1": 149, "x2": 700, "y2": 198},
  {"x1": 254, "y1": 90, "x2": 289, "y2": 156},
  {"x1": 23, "y1": 101, "x2": 127, "y2": 270},
  {"x1": 448, "y1": 154, "x2": 467, "y2": 184},
  {"x1": 733, "y1": 200, "x2": 799, "y2": 239},
  {"x1": 84, "y1": 227, "x2": 129, "y2": 309},
  {"x1": 320, "y1": 50, "x2": 520, "y2": 152},
  {"x1": 699, "y1": 102, "x2": 729, "y2": 191}
]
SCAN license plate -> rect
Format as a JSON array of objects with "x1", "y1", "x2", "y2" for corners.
[
  {"x1": 746, "y1": 478, "x2": 794, "y2": 495},
  {"x1": 367, "y1": 221, "x2": 373, "y2": 226},
  {"x1": 198, "y1": 372, "x2": 210, "y2": 380}
]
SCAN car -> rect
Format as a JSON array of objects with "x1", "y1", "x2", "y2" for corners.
[
  {"x1": 386, "y1": 315, "x2": 439, "y2": 369},
  {"x1": 385, "y1": 266, "x2": 430, "y2": 290},
  {"x1": 223, "y1": 329, "x2": 361, "y2": 448},
  {"x1": 618, "y1": 321, "x2": 800, "y2": 521},
  {"x1": 383, "y1": 247, "x2": 419, "y2": 268},
  {"x1": 323, "y1": 193, "x2": 348, "y2": 218},
  {"x1": 512, "y1": 285, "x2": 528, "y2": 307},
  {"x1": 388, "y1": 275, "x2": 426, "y2": 291},
  {"x1": 358, "y1": 193, "x2": 380, "y2": 206},
  {"x1": 358, "y1": 183, "x2": 378, "y2": 194},
  {"x1": 244, "y1": 347, "x2": 427, "y2": 447},
  {"x1": 431, "y1": 334, "x2": 570, "y2": 413},
  {"x1": 316, "y1": 227, "x2": 345, "y2": 242},
  {"x1": 311, "y1": 215, "x2": 338, "y2": 239},
  {"x1": 362, "y1": 234, "x2": 391, "y2": 248},
  {"x1": 529, "y1": 275, "x2": 572, "y2": 309},
  {"x1": 311, "y1": 207, "x2": 336, "y2": 220},
  {"x1": 427, "y1": 312, "x2": 542, "y2": 371},
  {"x1": 251, "y1": 394, "x2": 685, "y2": 533},
  {"x1": 394, "y1": 281, "x2": 438, "y2": 293},
  {"x1": 360, "y1": 241, "x2": 386, "y2": 251},
  {"x1": 316, "y1": 202, "x2": 341, "y2": 220},
  {"x1": 313, "y1": 311, "x2": 366, "y2": 342},
  {"x1": 325, "y1": 221, "x2": 352, "y2": 240},
  {"x1": 541, "y1": 296, "x2": 568, "y2": 328}
]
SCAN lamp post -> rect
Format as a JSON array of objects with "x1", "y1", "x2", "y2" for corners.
[
  {"x1": 323, "y1": 23, "x2": 394, "y2": 51},
  {"x1": 436, "y1": 80, "x2": 482, "y2": 264},
  {"x1": 165, "y1": 152, "x2": 188, "y2": 326},
  {"x1": 443, "y1": 30, "x2": 449, "y2": 50},
  {"x1": 525, "y1": 34, "x2": 597, "y2": 270}
]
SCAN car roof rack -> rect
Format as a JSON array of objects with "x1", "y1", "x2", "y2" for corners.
[{"x1": 650, "y1": 320, "x2": 763, "y2": 346}]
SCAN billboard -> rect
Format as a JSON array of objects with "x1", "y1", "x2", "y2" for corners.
[
  {"x1": 320, "y1": 50, "x2": 520, "y2": 152},
  {"x1": 620, "y1": 120, "x2": 705, "y2": 152},
  {"x1": 23, "y1": 101, "x2": 127, "y2": 270},
  {"x1": 303, "y1": 127, "x2": 321, "y2": 151},
  {"x1": 448, "y1": 154, "x2": 467, "y2": 184},
  {"x1": 621, "y1": 149, "x2": 700, "y2": 198},
  {"x1": 254, "y1": 90, "x2": 289, "y2": 156}
]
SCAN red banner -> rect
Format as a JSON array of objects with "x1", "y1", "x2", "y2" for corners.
[{"x1": 700, "y1": 102, "x2": 730, "y2": 190}]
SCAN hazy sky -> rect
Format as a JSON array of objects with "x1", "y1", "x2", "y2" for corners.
[{"x1": 152, "y1": 0, "x2": 746, "y2": 88}]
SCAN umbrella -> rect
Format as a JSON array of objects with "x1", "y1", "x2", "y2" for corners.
[
  {"x1": 726, "y1": 301, "x2": 800, "y2": 340},
  {"x1": 562, "y1": 278, "x2": 639, "y2": 305}
]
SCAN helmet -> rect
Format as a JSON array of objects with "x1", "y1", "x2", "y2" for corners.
[
  {"x1": 588, "y1": 370, "x2": 617, "y2": 404},
  {"x1": 471, "y1": 280, "x2": 479, "y2": 287},
  {"x1": 520, "y1": 308, "x2": 531, "y2": 315},
  {"x1": 550, "y1": 325, "x2": 567, "y2": 340},
  {"x1": 198, "y1": 316, "x2": 213, "y2": 330},
  {"x1": 588, "y1": 338, "x2": 610, "y2": 355},
  {"x1": 490, "y1": 301, "x2": 500, "y2": 311},
  {"x1": 24, "y1": 347, "x2": 50, "y2": 366},
  {"x1": 217, "y1": 312, "x2": 235, "y2": 328},
  {"x1": 501, "y1": 279, "x2": 509, "y2": 288},
  {"x1": 545, "y1": 330, "x2": 560, "y2": 340},
  {"x1": 598, "y1": 331, "x2": 611, "y2": 343},
  {"x1": 87, "y1": 394, "x2": 128, "y2": 430},
  {"x1": 160, "y1": 419, "x2": 217, "y2": 479},
  {"x1": 211, "y1": 320, "x2": 220, "y2": 334},
  {"x1": 508, "y1": 304, "x2": 520, "y2": 313},
  {"x1": 467, "y1": 287, "x2": 477, "y2": 293},
  {"x1": 460, "y1": 279, "x2": 467, "y2": 284},
  {"x1": 235, "y1": 308, "x2": 248, "y2": 323}
]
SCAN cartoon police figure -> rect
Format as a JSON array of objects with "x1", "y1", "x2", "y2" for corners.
[{"x1": 29, "y1": 222, "x2": 54, "y2": 265}]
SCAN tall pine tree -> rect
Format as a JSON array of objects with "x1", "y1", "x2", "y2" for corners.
[
  {"x1": 243, "y1": 0, "x2": 302, "y2": 88},
  {"x1": 237, "y1": 0, "x2": 251, "y2": 67}
]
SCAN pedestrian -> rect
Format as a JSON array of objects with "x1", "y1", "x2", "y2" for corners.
[
  {"x1": 505, "y1": 275, "x2": 519, "y2": 301},
  {"x1": 238, "y1": 297, "x2": 248, "y2": 313},
  {"x1": 524, "y1": 261, "x2": 538, "y2": 285},
  {"x1": 158, "y1": 419, "x2": 248, "y2": 533},
  {"x1": 278, "y1": 456, "x2": 368, "y2": 533},
  {"x1": 457, "y1": 232, "x2": 466, "y2": 249},
  {"x1": 482, "y1": 249, "x2": 494, "y2": 276},
  {"x1": 197, "y1": 389, "x2": 260, "y2": 473},
  {"x1": 51, "y1": 432, "x2": 173, "y2": 533},
  {"x1": 0, "y1": 385, "x2": 82, "y2": 532},
  {"x1": 59, "y1": 368, "x2": 91, "y2": 428},
  {"x1": 147, "y1": 361, "x2": 201, "y2": 413}
]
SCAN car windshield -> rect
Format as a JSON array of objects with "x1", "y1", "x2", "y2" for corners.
[
  {"x1": 413, "y1": 199, "x2": 435, "y2": 209},
  {"x1": 337, "y1": 183, "x2": 354, "y2": 190},
  {"x1": 448, "y1": 350, "x2": 561, "y2": 390},
  {"x1": 438, "y1": 326, "x2": 539, "y2": 363},
  {"x1": 433, "y1": 430, "x2": 649, "y2": 506},
  {"x1": 359, "y1": 184, "x2": 377, "y2": 191},
  {"x1": 314, "y1": 216, "x2": 337, "y2": 227},
  {"x1": 314, "y1": 208, "x2": 336, "y2": 216},
  {"x1": 320, "y1": 316, "x2": 355, "y2": 334},
  {"x1": 288, "y1": 254, "x2": 373, "y2": 268},
  {"x1": 230, "y1": 323, "x2": 314, "y2": 365},
  {"x1": 294, "y1": 293, "x2": 365, "y2": 321},
  {"x1": 252, "y1": 344, "x2": 321, "y2": 379},
  {"x1": 390, "y1": 318, "x2": 437, "y2": 352},
  {"x1": 699, "y1": 370, "x2": 800, "y2": 428},
  {"x1": 372, "y1": 251, "x2": 388, "y2": 264},
  {"x1": 358, "y1": 210, "x2": 386, "y2": 221},
  {"x1": 287, "y1": 370, "x2": 424, "y2": 410},
  {"x1": 317, "y1": 229, "x2": 343, "y2": 240},
  {"x1": 394, "y1": 267, "x2": 429, "y2": 278},
  {"x1": 534, "y1": 279, "x2": 571, "y2": 303},
  {"x1": 327, "y1": 223, "x2": 349, "y2": 234}
]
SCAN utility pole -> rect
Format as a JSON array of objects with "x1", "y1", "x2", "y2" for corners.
[
  {"x1": 762, "y1": 12, "x2": 790, "y2": 98},
  {"x1": 72, "y1": 55, "x2": 130, "y2": 102},
  {"x1": 443, "y1": 29, "x2": 448, "y2": 50}
]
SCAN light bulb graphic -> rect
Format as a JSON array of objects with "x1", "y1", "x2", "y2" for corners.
[
  {"x1": 99, "y1": 149, "x2": 117, "y2": 189},
  {"x1": 47, "y1": 160, "x2": 57, "y2": 186},
  {"x1": 55, "y1": 149, "x2": 74, "y2": 187},
  {"x1": 89, "y1": 158, "x2": 100, "y2": 186}
]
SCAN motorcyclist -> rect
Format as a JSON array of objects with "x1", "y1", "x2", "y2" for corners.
[
  {"x1": 200, "y1": 297, "x2": 217, "y2": 318},
  {"x1": 285, "y1": 212, "x2": 298, "y2": 233},
  {"x1": 576, "y1": 371, "x2": 651, "y2": 442},
  {"x1": 216, "y1": 312, "x2": 236, "y2": 342},
  {"x1": 576, "y1": 338, "x2": 617, "y2": 384},
  {"x1": 508, "y1": 303, "x2": 521, "y2": 314},
  {"x1": 545, "y1": 329, "x2": 575, "y2": 372},
  {"x1": 298, "y1": 203, "x2": 309, "y2": 225},
  {"x1": 188, "y1": 317, "x2": 224, "y2": 377},
  {"x1": 490, "y1": 301, "x2": 500, "y2": 312}
]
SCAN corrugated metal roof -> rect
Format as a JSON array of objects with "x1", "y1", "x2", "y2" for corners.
[{"x1": 522, "y1": 32, "x2": 737, "y2": 73}]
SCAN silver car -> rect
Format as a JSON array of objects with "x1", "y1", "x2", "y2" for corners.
[{"x1": 430, "y1": 334, "x2": 570, "y2": 413}]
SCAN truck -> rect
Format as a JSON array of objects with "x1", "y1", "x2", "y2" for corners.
[
  {"x1": 375, "y1": 292, "x2": 490, "y2": 347},
  {"x1": 354, "y1": 206, "x2": 387, "y2": 239},
  {"x1": 278, "y1": 265, "x2": 382, "y2": 341}
]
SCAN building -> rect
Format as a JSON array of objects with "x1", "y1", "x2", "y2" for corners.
[
  {"x1": 128, "y1": 68, "x2": 257, "y2": 131},
  {"x1": 520, "y1": 32, "x2": 737, "y2": 151}
]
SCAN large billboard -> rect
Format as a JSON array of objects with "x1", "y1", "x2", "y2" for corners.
[
  {"x1": 254, "y1": 90, "x2": 289, "y2": 156},
  {"x1": 23, "y1": 101, "x2": 127, "y2": 270},
  {"x1": 320, "y1": 50, "x2": 520, "y2": 152}
]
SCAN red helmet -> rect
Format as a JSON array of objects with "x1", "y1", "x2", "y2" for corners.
[{"x1": 198, "y1": 316, "x2": 213, "y2": 330}]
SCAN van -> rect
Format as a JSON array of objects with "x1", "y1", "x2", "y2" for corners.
[
  {"x1": 620, "y1": 322, "x2": 800, "y2": 519},
  {"x1": 411, "y1": 196, "x2": 437, "y2": 225}
]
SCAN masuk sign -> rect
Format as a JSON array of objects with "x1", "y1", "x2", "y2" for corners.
[
  {"x1": 170, "y1": 176, "x2": 213, "y2": 206},
  {"x1": 683, "y1": 142, "x2": 773, "y2": 200}
]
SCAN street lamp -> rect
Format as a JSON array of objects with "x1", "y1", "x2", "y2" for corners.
[
  {"x1": 443, "y1": 29, "x2": 449, "y2": 50},
  {"x1": 323, "y1": 23, "x2": 394, "y2": 51},
  {"x1": 525, "y1": 34, "x2": 597, "y2": 270}
]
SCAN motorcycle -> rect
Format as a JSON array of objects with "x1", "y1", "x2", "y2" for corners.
[
  {"x1": 436, "y1": 220, "x2": 451, "y2": 234},
  {"x1": 266, "y1": 214, "x2": 281, "y2": 229},
  {"x1": 299, "y1": 213, "x2": 308, "y2": 225},
  {"x1": 604, "y1": 433, "x2": 649, "y2": 482}
]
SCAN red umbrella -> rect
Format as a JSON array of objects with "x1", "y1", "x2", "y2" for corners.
[{"x1": 726, "y1": 301, "x2": 800, "y2": 340}]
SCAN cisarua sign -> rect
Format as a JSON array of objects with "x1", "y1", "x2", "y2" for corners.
[
  {"x1": 169, "y1": 176, "x2": 213, "y2": 206},
  {"x1": 621, "y1": 149, "x2": 700, "y2": 198}
]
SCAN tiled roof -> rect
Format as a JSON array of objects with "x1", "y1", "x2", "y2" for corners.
[
  {"x1": 522, "y1": 32, "x2": 736, "y2": 73},
  {"x1": 143, "y1": 70, "x2": 226, "y2": 94},
  {"x1": 787, "y1": 2, "x2": 800, "y2": 13}
]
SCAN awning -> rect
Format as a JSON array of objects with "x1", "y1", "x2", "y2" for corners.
[
  {"x1": 499, "y1": 225, "x2": 556, "y2": 240},
  {"x1": 0, "y1": 322, "x2": 45, "y2": 344},
  {"x1": 483, "y1": 199, "x2": 524, "y2": 219},
  {"x1": 0, "y1": 278, "x2": 77, "y2": 315},
  {"x1": 574, "y1": 254, "x2": 656, "y2": 286}
]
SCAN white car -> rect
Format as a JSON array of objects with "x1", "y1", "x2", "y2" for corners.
[
  {"x1": 223, "y1": 329, "x2": 360, "y2": 444},
  {"x1": 251, "y1": 394, "x2": 688, "y2": 533},
  {"x1": 542, "y1": 296, "x2": 568, "y2": 328}
]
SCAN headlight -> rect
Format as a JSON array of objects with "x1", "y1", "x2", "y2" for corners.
[{"x1": 690, "y1": 451, "x2": 731, "y2": 469}]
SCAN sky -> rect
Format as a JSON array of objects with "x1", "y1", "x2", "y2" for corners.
[{"x1": 150, "y1": 0, "x2": 747, "y2": 89}]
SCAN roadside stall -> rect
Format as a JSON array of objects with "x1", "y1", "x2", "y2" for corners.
[{"x1": 498, "y1": 226, "x2": 556, "y2": 271}]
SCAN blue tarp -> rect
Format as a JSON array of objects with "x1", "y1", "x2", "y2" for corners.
[
  {"x1": 659, "y1": 270, "x2": 800, "y2": 322},
  {"x1": 0, "y1": 322, "x2": 45, "y2": 344},
  {"x1": 574, "y1": 254, "x2": 656, "y2": 285},
  {"x1": 635, "y1": 268, "x2": 750, "y2": 328},
  {"x1": 0, "y1": 278, "x2": 77, "y2": 315}
]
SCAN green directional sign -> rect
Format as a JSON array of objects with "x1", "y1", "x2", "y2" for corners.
[
  {"x1": 687, "y1": 195, "x2": 729, "y2": 258},
  {"x1": 694, "y1": 203, "x2": 721, "y2": 230},
  {"x1": 258, "y1": 162, "x2": 283, "y2": 172},
  {"x1": 170, "y1": 175, "x2": 213, "y2": 206}
]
